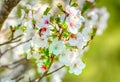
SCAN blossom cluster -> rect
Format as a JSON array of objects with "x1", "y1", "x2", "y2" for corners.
[
  {"x1": 22, "y1": 4, "x2": 87, "y2": 75},
  {"x1": 1, "y1": 0, "x2": 109, "y2": 82}
]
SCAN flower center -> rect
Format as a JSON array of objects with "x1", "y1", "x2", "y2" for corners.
[
  {"x1": 41, "y1": 27, "x2": 47, "y2": 32},
  {"x1": 70, "y1": 33, "x2": 76, "y2": 38},
  {"x1": 69, "y1": 22, "x2": 75, "y2": 28},
  {"x1": 45, "y1": 20, "x2": 49, "y2": 24},
  {"x1": 74, "y1": 63, "x2": 78, "y2": 68},
  {"x1": 42, "y1": 65, "x2": 47, "y2": 71},
  {"x1": 55, "y1": 45, "x2": 58, "y2": 50}
]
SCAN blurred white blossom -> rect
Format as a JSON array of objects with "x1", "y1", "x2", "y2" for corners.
[{"x1": 1, "y1": 77, "x2": 15, "y2": 82}]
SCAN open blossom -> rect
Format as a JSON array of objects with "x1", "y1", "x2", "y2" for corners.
[
  {"x1": 36, "y1": 14, "x2": 51, "y2": 38},
  {"x1": 36, "y1": 60, "x2": 47, "y2": 73},
  {"x1": 22, "y1": 28, "x2": 35, "y2": 41},
  {"x1": 49, "y1": 40, "x2": 64, "y2": 55},
  {"x1": 96, "y1": 7, "x2": 109, "y2": 35},
  {"x1": 59, "y1": 49, "x2": 85, "y2": 75},
  {"x1": 87, "y1": 7, "x2": 109, "y2": 35},
  {"x1": 66, "y1": 6, "x2": 85, "y2": 34},
  {"x1": 31, "y1": 33, "x2": 49, "y2": 48},
  {"x1": 36, "y1": 14, "x2": 51, "y2": 28},
  {"x1": 59, "y1": 49, "x2": 84, "y2": 66},
  {"x1": 69, "y1": 59, "x2": 85, "y2": 75},
  {"x1": 32, "y1": 52, "x2": 41, "y2": 60},
  {"x1": 59, "y1": 49, "x2": 79, "y2": 66},
  {"x1": 76, "y1": 32, "x2": 89, "y2": 49},
  {"x1": 68, "y1": 32, "x2": 88, "y2": 49},
  {"x1": 87, "y1": 10, "x2": 98, "y2": 27},
  {"x1": 66, "y1": 5, "x2": 80, "y2": 16},
  {"x1": 82, "y1": 20, "x2": 93, "y2": 39},
  {"x1": 23, "y1": 42, "x2": 33, "y2": 59},
  {"x1": 66, "y1": 16, "x2": 85, "y2": 34}
]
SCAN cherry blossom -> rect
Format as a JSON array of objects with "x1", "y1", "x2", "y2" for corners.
[
  {"x1": 69, "y1": 59, "x2": 85, "y2": 75},
  {"x1": 31, "y1": 33, "x2": 49, "y2": 49},
  {"x1": 68, "y1": 32, "x2": 88, "y2": 49},
  {"x1": 1, "y1": 77, "x2": 15, "y2": 82},
  {"x1": 49, "y1": 40, "x2": 64, "y2": 55},
  {"x1": 36, "y1": 14, "x2": 51, "y2": 28}
]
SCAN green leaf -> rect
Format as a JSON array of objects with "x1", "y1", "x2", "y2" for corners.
[
  {"x1": 21, "y1": 26, "x2": 26, "y2": 31},
  {"x1": 46, "y1": 58, "x2": 50, "y2": 65},
  {"x1": 10, "y1": 25, "x2": 19, "y2": 31},
  {"x1": 55, "y1": 17, "x2": 61, "y2": 24},
  {"x1": 57, "y1": 3, "x2": 64, "y2": 11},
  {"x1": 51, "y1": 53, "x2": 56, "y2": 56},
  {"x1": 20, "y1": 52, "x2": 27, "y2": 57},
  {"x1": 45, "y1": 48, "x2": 49, "y2": 56},
  {"x1": 79, "y1": 22, "x2": 85, "y2": 32},
  {"x1": 82, "y1": 1, "x2": 93, "y2": 13},
  {"x1": 10, "y1": 26, "x2": 13, "y2": 30},
  {"x1": 71, "y1": 3, "x2": 78, "y2": 7},
  {"x1": 34, "y1": 27, "x2": 39, "y2": 30},
  {"x1": 63, "y1": 32, "x2": 70, "y2": 38},
  {"x1": 44, "y1": 7, "x2": 51, "y2": 15},
  {"x1": 50, "y1": 16, "x2": 54, "y2": 23},
  {"x1": 15, "y1": 26, "x2": 19, "y2": 30},
  {"x1": 91, "y1": 27, "x2": 97, "y2": 37},
  {"x1": 32, "y1": 18, "x2": 36, "y2": 24},
  {"x1": 61, "y1": 22, "x2": 68, "y2": 29},
  {"x1": 51, "y1": 34, "x2": 57, "y2": 39},
  {"x1": 51, "y1": 28, "x2": 56, "y2": 32}
]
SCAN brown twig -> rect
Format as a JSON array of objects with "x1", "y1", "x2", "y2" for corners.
[
  {"x1": 31, "y1": 65, "x2": 65, "y2": 82},
  {"x1": 16, "y1": 76, "x2": 24, "y2": 82},
  {"x1": 46, "y1": 65, "x2": 65, "y2": 76},
  {"x1": 0, "y1": 58, "x2": 26, "y2": 68},
  {"x1": 0, "y1": 38, "x2": 31, "y2": 58},
  {"x1": 0, "y1": 34, "x2": 23, "y2": 46},
  {"x1": 12, "y1": 60, "x2": 29, "y2": 81}
]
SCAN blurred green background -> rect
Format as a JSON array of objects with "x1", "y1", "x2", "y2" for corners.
[{"x1": 63, "y1": 0, "x2": 120, "y2": 82}]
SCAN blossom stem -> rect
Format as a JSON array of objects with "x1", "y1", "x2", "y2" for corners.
[
  {"x1": 35, "y1": 65, "x2": 65, "y2": 82},
  {"x1": 36, "y1": 56, "x2": 54, "y2": 82},
  {"x1": 58, "y1": 29, "x2": 64, "y2": 40}
]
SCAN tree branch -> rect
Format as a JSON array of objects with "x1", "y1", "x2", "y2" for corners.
[
  {"x1": 0, "y1": 38, "x2": 31, "y2": 58},
  {"x1": 0, "y1": 0, "x2": 21, "y2": 30},
  {"x1": 46, "y1": 65, "x2": 65, "y2": 76},
  {"x1": 0, "y1": 34, "x2": 23, "y2": 46},
  {"x1": 0, "y1": 58, "x2": 25, "y2": 68},
  {"x1": 36, "y1": 56, "x2": 55, "y2": 82}
]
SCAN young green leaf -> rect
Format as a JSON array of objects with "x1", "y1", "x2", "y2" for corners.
[
  {"x1": 44, "y1": 7, "x2": 51, "y2": 15},
  {"x1": 57, "y1": 3, "x2": 64, "y2": 11},
  {"x1": 55, "y1": 17, "x2": 61, "y2": 24},
  {"x1": 71, "y1": 3, "x2": 78, "y2": 7}
]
